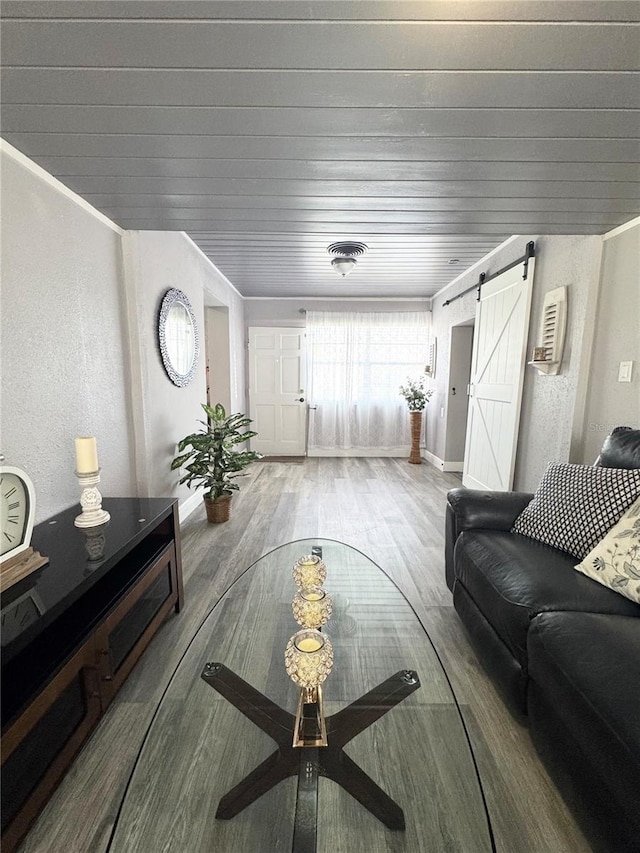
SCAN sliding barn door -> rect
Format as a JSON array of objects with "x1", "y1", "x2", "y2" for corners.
[{"x1": 462, "y1": 260, "x2": 535, "y2": 491}]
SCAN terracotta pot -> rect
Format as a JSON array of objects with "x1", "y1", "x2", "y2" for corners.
[
  {"x1": 408, "y1": 411, "x2": 423, "y2": 464},
  {"x1": 204, "y1": 493, "x2": 232, "y2": 523}
]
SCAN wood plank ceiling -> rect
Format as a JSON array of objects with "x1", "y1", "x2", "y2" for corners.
[{"x1": 2, "y1": 1, "x2": 639, "y2": 298}]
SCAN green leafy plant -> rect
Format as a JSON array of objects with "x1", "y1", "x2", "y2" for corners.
[
  {"x1": 171, "y1": 403, "x2": 261, "y2": 501},
  {"x1": 399, "y1": 376, "x2": 433, "y2": 412}
]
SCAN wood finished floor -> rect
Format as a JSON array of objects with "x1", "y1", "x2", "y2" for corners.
[{"x1": 18, "y1": 458, "x2": 592, "y2": 853}]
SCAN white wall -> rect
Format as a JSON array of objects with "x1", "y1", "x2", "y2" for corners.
[
  {"x1": 1, "y1": 143, "x2": 247, "y2": 521},
  {"x1": 0, "y1": 144, "x2": 136, "y2": 522},
  {"x1": 428, "y1": 234, "x2": 603, "y2": 492},
  {"x1": 580, "y1": 221, "x2": 640, "y2": 463},
  {"x1": 123, "y1": 231, "x2": 246, "y2": 509}
]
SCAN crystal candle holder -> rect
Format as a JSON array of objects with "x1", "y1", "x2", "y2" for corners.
[
  {"x1": 292, "y1": 585, "x2": 332, "y2": 629},
  {"x1": 292, "y1": 554, "x2": 327, "y2": 588},
  {"x1": 285, "y1": 629, "x2": 334, "y2": 689}
]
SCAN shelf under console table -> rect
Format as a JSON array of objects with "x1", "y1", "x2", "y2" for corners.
[{"x1": 0, "y1": 497, "x2": 184, "y2": 852}]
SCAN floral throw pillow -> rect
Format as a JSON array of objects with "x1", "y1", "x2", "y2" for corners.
[
  {"x1": 511, "y1": 463, "x2": 640, "y2": 560},
  {"x1": 574, "y1": 497, "x2": 640, "y2": 604}
]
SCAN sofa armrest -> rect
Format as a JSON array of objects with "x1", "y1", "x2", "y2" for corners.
[
  {"x1": 447, "y1": 488, "x2": 534, "y2": 532},
  {"x1": 444, "y1": 488, "x2": 534, "y2": 592}
]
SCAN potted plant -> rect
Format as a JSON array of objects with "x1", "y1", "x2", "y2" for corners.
[
  {"x1": 171, "y1": 403, "x2": 261, "y2": 523},
  {"x1": 399, "y1": 376, "x2": 433, "y2": 465}
]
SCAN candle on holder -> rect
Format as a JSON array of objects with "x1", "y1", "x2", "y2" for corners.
[
  {"x1": 292, "y1": 554, "x2": 327, "y2": 588},
  {"x1": 285, "y1": 629, "x2": 334, "y2": 689},
  {"x1": 297, "y1": 637, "x2": 322, "y2": 653},
  {"x1": 292, "y1": 585, "x2": 333, "y2": 629},
  {"x1": 74, "y1": 436, "x2": 110, "y2": 528},
  {"x1": 75, "y1": 436, "x2": 99, "y2": 474}
]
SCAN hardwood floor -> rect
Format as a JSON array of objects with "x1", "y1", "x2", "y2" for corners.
[{"x1": 18, "y1": 458, "x2": 591, "y2": 853}]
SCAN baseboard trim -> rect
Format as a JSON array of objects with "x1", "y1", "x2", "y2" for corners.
[
  {"x1": 179, "y1": 491, "x2": 202, "y2": 523},
  {"x1": 422, "y1": 450, "x2": 444, "y2": 470},
  {"x1": 308, "y1": 447, "x2": 410, "y2": 458},
  {"x1": 422, "y1": 451, "x2": 464, "y2": 473}
]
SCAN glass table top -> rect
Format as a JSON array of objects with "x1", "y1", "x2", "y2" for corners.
[{"x1": 108, "y1": 539, "x2": 494, "y2": 853}]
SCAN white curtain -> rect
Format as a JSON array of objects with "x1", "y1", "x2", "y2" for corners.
[{"x1": 306, "y1": 311, "x2": 431, "y2": 455}]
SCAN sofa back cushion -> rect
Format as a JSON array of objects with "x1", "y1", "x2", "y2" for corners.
[
  {"x1": 512, "y1": 463, "x2": 640, "y2": 560},
  {"x1": 596, "y1": 426, "x2": 640, "y2": 469}
]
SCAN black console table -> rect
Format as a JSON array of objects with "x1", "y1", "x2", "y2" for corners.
[{"x1": 0, "y1": 497, "x2": 183, "y2": 852}]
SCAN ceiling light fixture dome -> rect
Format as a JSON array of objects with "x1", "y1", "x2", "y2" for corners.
[
  {"x1": 327, "y1": 241, "x2": 368, "y2": 277},
  {"x1": 331, "y1": 257, "x2": 357, "y2": 277}
]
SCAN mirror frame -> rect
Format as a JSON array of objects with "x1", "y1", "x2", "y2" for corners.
[{"x1": 158, "y1": 288, "x2": 200, "y2": 387}]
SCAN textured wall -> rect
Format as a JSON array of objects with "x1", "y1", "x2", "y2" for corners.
[
  {"x1": 516, "y1": 235, "x2": 602, "y2": 488},
  {"x1": 428, "y1": 234, "x2": 602, "y2": 492},
  {"x1": 0, "y1": 143, "x2": 247, "y2": 522},
  {"x1": 0, "y1": 146, "x2": 136, "y2": 522},
  {"x1": 123, "y1": 231, "x2": 245, "y2": 506},
  {"x1": 581, "y1": 223, "x2": 640, "y2": 464}
]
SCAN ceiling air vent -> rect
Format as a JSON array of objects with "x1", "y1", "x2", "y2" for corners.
[{"x1": 327, "y1": 241, "x2": 368, "y2": 258}]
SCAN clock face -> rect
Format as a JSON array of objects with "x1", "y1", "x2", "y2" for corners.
[
  {"x1": 1, "y1": 471, "x2": 30, "y2": 557},
  {"x1": 1, "y1": 590, "x2": 44, "y2": 645}
]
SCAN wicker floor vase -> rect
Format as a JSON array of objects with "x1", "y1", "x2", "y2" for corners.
[{"x1": 408, "y1": 411, "x2": 423, "y2": 464}]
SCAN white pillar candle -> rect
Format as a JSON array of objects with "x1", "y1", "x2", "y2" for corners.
[{"x1": 75, "y1": 436, "x2": 99, "y2": 474}]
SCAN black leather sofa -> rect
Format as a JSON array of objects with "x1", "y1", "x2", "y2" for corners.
[{"x1": 445, "y1": 428, "x2": 640, "y2": 853}]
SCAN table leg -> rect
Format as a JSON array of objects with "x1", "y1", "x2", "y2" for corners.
[
  {"x1": 201, "y1": 664, "x2": 420, "y2": 839},
  {"x1": 292, "y1": 749, "x2": 319, "y2": 853},
  {"x1": 216, "y1": 747, "x2": 298, "y2": 819},
  {"x1": 319, "y1": 748, "x2": 405, "y2": 830}
]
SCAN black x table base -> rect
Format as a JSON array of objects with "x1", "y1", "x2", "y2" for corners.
[{"x1": 201, "y1": 663, "x2": 420, "y2": 853}]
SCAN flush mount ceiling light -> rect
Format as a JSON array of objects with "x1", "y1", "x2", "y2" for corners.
[{"x1": 327, "y1": 241, "x2": 368, "y2": 277}]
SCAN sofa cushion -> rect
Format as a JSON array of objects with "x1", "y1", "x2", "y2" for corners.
[
  {"x1": 454, "y1": 530, "x2": 640, "y2": 668},
  {"x1": 528, "y1": 611, "x2": 640, "y2": 824},
  {"x1": 511, "y1": 462, "x2": 640, "y2": 559},
  {"x1": 574, "y1": 497, "x2": 640, "y2": 604}
]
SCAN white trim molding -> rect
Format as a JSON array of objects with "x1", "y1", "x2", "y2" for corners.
[
  {"x1": 602, "y1": 216, "x2": 640, "y2": 241},
  {"x1": 1, "y1": 139, "x2": 124, "y2": 235},
  {"x1": 178, "y1": 491, "x2": 204, "y2": 523},
  {"x1": 422, "y1": 450, "x2": 464, "y2": 472},
  {"x1": 308, "y1": 447, "x2": 410, "y2": 458},
  {"x1": 422, "y1": 450, "x2": 444, "y2": 470}
]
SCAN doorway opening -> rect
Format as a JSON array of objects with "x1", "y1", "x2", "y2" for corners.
[
  {"x1": 205, "y1": 306, "x2": 231, "y2": 411},
  {"x1": 444, "y1": 322, "x2": 474, "y2": 472}
]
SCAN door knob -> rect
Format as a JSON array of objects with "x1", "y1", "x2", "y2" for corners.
[{"x1": 295, "y1": 397, "x2": 305, "y2": 402}]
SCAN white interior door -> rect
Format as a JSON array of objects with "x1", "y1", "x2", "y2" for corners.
[
  {"x1": 248, "y1": 327, "x2": 307, "y2": 456},
  {"x1": 462, "y1": 259, "x2": 535, "y2": 490}
]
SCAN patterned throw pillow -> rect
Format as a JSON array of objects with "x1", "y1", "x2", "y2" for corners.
[
  {"x1": 574, "y1": 497, "x2": 640, "y2": 604},
  {"x1": 512, "y1": 463, "x2": 640, "y2": 560}
]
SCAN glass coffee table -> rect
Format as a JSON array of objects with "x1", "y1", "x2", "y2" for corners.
[{"x1": 108, "y1": 540, "x2": 494, "y2": 852}]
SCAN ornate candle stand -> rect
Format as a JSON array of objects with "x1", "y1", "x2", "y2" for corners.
[{"x1": 74, "y1": 470, "x2": 111, "y2": 528}]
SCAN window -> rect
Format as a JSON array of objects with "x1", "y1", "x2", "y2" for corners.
[{"x1": 306, "y1": 311, "x2": 431, "y2": 453}]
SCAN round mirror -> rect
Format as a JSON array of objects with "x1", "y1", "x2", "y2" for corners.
[{"x1": 158, "y1": 288, "x2": 200, "y2": 387}]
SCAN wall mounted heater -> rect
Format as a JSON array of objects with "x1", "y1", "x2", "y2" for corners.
[{"x1": 528, "y1": 286, "x2": 568, "y2": 375}]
